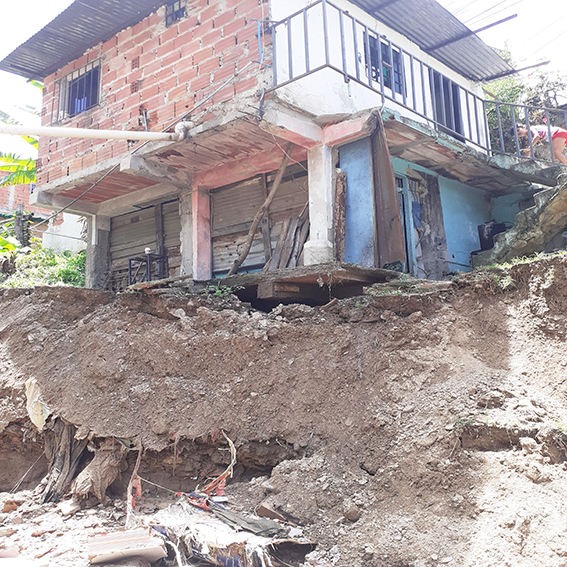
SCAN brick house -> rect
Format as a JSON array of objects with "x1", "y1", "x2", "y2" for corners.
[{"x1": 0, "y1": 0, "x2": 563, "y2": 295}]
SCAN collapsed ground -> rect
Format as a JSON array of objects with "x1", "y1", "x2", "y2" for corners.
[{"x1": 2, "y1": 256, "x2": 567, "y2": 566}]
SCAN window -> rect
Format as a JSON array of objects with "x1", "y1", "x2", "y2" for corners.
[
  {"x1": 430, "y1": 71, "x2": 464, "y2": 140},
  {"x1": 365, "y1": 34, "x2": 404, "y2": 95},
  {"x1": 56, "y1": 62, "x2": 100, "y2": 122},
  {"x1": 166, "y1": 0, "x2": 186, "y2": 27}
]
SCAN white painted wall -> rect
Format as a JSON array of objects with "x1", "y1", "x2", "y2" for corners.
[
  {"x1": 41, "y1": 213, "x2": 87, "y2": 254},
  {"x1": 269, "y1": 0, "x2": 488, "y2": 149}
]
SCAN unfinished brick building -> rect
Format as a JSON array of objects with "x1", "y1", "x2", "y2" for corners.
[{"x1": 1, "y1": 0, "x2": 564, "y2": 298}]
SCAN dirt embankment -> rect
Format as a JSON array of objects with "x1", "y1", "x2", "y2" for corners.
[{"x1": 2, "y1": 257, "x2": 567, "y2": 566}]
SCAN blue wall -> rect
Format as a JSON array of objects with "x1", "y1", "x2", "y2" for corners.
[
  {"x1": 438, "y1": 178, "x2": 490, "y2": 272},
  {"x1": 491, "y1": 193, "x2": 529, "y2": 226},
  {"x1": 391, "y1": 158, "x2": 490, "y2": 272},
  {"x1": 339, "y1": 138, "x2": 375, "y2": 267}
]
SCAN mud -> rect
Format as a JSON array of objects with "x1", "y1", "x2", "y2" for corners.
[{"x1": 2, "y1": 257, "x2": 567, "y2": 565}]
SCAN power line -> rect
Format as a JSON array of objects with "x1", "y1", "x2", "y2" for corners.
[
  {"x1": 463, "y1": 0, "x2": 514, "y2": 23},
  {"x1": 465, "y1": 0, "x2": 524, "y2": 28},
  {"x1": 531, "y1": 28, "x2": 567, "y2": 56}
]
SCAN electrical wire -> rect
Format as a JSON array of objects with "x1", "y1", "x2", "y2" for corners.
[
  {"x1": 530, "y1": 28, "x2": 567, "y2": 56},
  {"x1": 465, "y1": 0, "x2": 523, "y2": 28}
]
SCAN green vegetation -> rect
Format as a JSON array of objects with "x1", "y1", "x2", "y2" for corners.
[
  {"x1": 0, "y1": 248, "x2": 86, "y2": 288},
  {"x1": 475, "y1": 250, "x2": 567, "y2": 272},
  {"x1": 204, "y1": 283, "x2": 243, "y2": 298},
  {"x1": 484, "y1": 52, "x2": 567, "y2": 156},
  {"x1": 0, "y1": 81, "x2": 42, "y2": 186}
]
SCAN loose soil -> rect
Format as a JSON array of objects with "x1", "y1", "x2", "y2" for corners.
[{"x1": 2, "y1": 257, "x2": 567, "y2": 566}]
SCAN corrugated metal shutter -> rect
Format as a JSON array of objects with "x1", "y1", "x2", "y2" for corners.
[
  {"x1": 211, "y1": 164, "x2": 308, "y2": 275},
  {"x1": 109, "y1": 198, "x2": 180, "y2": 289},
  {"x1": 163, "y1": 200, "x2": 181, "y2": 274}
]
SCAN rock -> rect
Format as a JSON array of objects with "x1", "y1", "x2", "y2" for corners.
[
  {"x1": 343, "y1": 501, "x2": 361, "y2": 522},
  {"x1": 0, "y1": 547, "x2": 20, "y2": 559},
  {"x1": 476, "y1": 390, "x2": 507, "y2": 409},
  {"x1": 525, "y1": 463, "x2": 551, "y2": 483},
  {"x1": 2, "y1": 501, "x2": 18, "y2": 513},
  {"x1": 57, "y1": 499, "x2": 81, "y2": 517},
  {"x1": 519, "y1": 437, "x2": 539, "y2": 454}
]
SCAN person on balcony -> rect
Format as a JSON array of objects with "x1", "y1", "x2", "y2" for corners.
[{"x1": 514, "y1": 123, "x2": 567, "y2": 165}]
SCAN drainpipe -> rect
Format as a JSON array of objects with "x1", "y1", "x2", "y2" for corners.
[{"x1": 0, "y1": 123, "x2": 183, "y2": 142}]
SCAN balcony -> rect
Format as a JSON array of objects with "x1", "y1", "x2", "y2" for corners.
[{"x1": 269, "y1": 0, "x2": 566, "y2": 187}]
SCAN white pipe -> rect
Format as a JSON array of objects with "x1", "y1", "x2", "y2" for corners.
[{"x1": 0, "y1": 123, "x2": 180, "y2": 142}]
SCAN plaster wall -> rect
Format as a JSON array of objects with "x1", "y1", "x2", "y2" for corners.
[
  {"x1": 42, "y1": 213, "x2": 87, "y2": 254},
  {"x1": 491, "y1": 192, "x2": 534, "y2": 227}
]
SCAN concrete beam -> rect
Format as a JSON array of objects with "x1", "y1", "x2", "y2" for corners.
[
  {"x1": 194, "y1": 145, "x2": 308, "y2": 190},
  {"x1": 36, "y1": 158, "x2": 120, "y2": 196},
  {"x1": 322, "y1": 110, "x2": 378, "y2": 147},
  {"x1": 96, "y1": 182, "x2": 181, "y2": 217},
  {"x1": 30, "y1": 190, "x2": 100, "y2": 216},
  {"x1": 259, "y1": 104, "x2": 323, "y2": 149},
  {"x1": 85, "y1": 215, "x2": 111, "y2": 290},
  {"x1": 120, "y1": 154, "x2": 192, "y2": 187},
  {"x1": 179, "y1": 191, "x2": 193, "y2": 277}
]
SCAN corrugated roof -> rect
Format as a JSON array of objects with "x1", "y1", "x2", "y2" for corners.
[
  {"x1": 0, "y1": 0, "x2": 164, "y2": 80},
  {"x1": 0, "y1": 0, "x2": 513, "y2": 83},
  {"x1": 350, "y1": 0, "x2": 514, "y2": 82}
]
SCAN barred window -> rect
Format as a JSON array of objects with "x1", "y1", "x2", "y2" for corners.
[
  {"x1": 56, "y1": 61, "x2": 101, "y2": 123},
  {"x1": 166, "y1": 0, "x2": 186, "y2": 27}
]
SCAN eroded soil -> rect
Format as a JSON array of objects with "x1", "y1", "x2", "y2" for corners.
[{"x1": 2, "y1": 257, "x2": 567, "y2": 566}]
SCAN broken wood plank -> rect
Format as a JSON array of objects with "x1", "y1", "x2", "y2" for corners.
[
  {"x1": 88, "y1": 528, "x2": 167, "y2": 565},
  {"x1": 127, "y1": 274, "x2": 194, "y2": 290},
  {"x1": 257, "y1": 280, "x2": 329, "y2": 301},
  {"x1": 278, "y1": 214, "x2": 300, "y2": 269},
  {"x1": 289, "y1": 218, "x2": 310, "y2": 268},
  {"x1": 265, "y1": 217, "x2": 290, "y2": 272},
  {"x1": 227, "y1": 142, "x2": 294, "y2": 276},
  {"x1": 334, "y1": 172, "x2": 347, "y2": 262}
]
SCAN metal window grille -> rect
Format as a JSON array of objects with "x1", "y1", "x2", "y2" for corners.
[
  {"x1": 166, "y1": 0, "x2": 186, "y2": 26},
  {"x1": 55, "y1": 61, "x2": 101, "y2": 123},
  {"x1": 365, "y1": 34, "x2": 403, "y2": 95}
]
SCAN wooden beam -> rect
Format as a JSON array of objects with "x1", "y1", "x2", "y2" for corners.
[
  {"x1": 334, "y1": 172, "x2": 347, "y2": 262},
  {"x1": 260, "y1": 174, "x2": 272, "y2": 263},
  {"x1": 194, "y1": 145, "x2": 307, "y2": 191}
]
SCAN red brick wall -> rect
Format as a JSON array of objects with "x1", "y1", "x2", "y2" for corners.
[
  {"x1": 38, "y1": 0, "x2": 270, "y2": 186},
  {"x1": 0, "y1": 183, "x2": 53, "y2": 218}
]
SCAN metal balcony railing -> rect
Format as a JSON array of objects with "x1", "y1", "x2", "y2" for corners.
[
  {"x1": 269, "y1": 0, "x2": 566, "y2": 166},
  {"x1": 486, "y1": 100, "x2": 567, "y2": 164}
]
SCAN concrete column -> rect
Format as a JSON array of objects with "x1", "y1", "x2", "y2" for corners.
[
  {"x1": 304, "y1": 144, "x2": 334, "y2": 265},
  {"x1": 85, "y1": 215, "x2": 111, "y2": 289},
  {"x1": 192, "y1": 186, "x2": 212, "y2": 280},
  {"x1": 179, "y1": 190, "x2": 193, "y2": 276}
]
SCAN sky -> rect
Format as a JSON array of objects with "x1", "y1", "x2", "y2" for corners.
[{"x1": 0, "y1": 0, "x2": 566, "y2": 158}]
